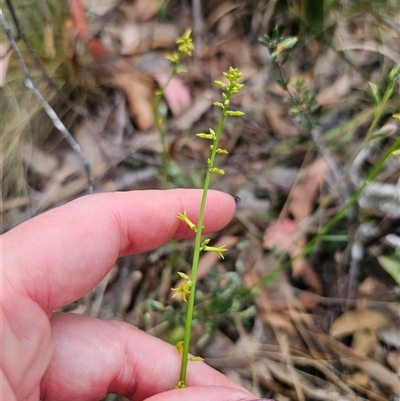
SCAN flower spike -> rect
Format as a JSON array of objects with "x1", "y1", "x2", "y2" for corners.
[{"x1": 176, "y1": 66, "x2": 244, "y2": 388}]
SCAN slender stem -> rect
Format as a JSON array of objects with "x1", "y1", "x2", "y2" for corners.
[
  {"x1": 152, "y1": 59, "x2": 181, "y2": 188},
  {"x1": 179, "y1": 102, "x2": 228, "y2": 385}
]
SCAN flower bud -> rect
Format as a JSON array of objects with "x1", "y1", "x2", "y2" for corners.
[
  {"x1": 225, "y1": 110, "x2": 245, "y2": 117},
  {"x1": 196, "y1": 133, "x2": 214, "y2": 140},
  {"x1": 212, "y1": 167, "x2": 225, "y2": 175},
  {"x1": 214, "y1": 80, "x2": 227, "y2": 89},
  {"x1": 367, "y1": 82, "x2": 380, "y2": 106}
]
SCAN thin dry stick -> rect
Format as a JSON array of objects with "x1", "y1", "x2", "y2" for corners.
[
  {"x1": 192, "y1": 0, "x2": 204, "y2": 59},
  {"x1": 0, "y1": 9, "x2": 93, "y2": 192},
  {"x1": 261, "y1": 0, "x2": 278, "y2": 33}
]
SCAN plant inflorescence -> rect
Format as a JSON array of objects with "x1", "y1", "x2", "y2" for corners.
[
  {"x1": 173, "y1": 66, "x2": 245, "y2": 388},
  {"x1": 153, "y1": 28, "x2": 194, "y2": 188}
]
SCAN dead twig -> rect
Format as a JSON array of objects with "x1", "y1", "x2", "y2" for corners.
[{"x1": 192, "y1": 0, "x2": 204, "y2": 60}]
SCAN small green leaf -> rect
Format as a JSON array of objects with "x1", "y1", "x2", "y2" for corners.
[
  {"x1": 259, "y1": 34, "x2": 271, "y2": 47},
  {"x1": 317, "y1": 234, "x2": 348, "y2": 242},
  {"x1": 279, "y1": 36, "x2": 298, "y2": 51},
  {"x1": 388, "y1": 67, "x2": 400, "y2": 82},
  {"x1": 272, "y1": 26, "x2": 279, "y2": 41},
  {"x1": 276, "y1": 78, "x2": 286, "y2": 89},
  {"x1": 378, "y1": 255, "x2": 400, "y2": 284},
  {"x1": 147, "y1": 299, "x2": 165, "y2": 312}
]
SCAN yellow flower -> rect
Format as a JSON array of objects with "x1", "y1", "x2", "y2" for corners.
[
  {"x1": 171, "y1": 271, "x2": 192, "y2": 302},
  {"x1": 200, "y1": 239, "x2": 228, "y2": 259},
  {"x1": 176, "y1": 28, "x2": 194, "y2": 56},
  {"x1": 177, "y1": 211, "x2": 197, "y2": 232},
  {"x1": 176, "y1": 340, "x2": 184, "y2": 354},
  {"x1": 171, "y1": 281, "x2": 192, "y2": 302}
]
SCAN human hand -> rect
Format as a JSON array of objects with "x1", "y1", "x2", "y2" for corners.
[{"x1": 2, "y1": 189, "x2": 264, "y2": 401}]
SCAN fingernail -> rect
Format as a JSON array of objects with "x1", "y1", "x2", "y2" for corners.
[{"x1": 232, "y1": 195, "x2": 241, "y2": 208}]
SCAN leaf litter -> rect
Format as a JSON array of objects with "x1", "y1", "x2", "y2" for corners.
[{"x1": 1, "y1": 1, "x2": 400, "y2": 400}]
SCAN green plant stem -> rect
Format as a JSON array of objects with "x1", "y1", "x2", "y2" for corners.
[
  {"x1": 152, "y1": 58, "x2": 181, "y2": 188},
  {"x1": 179, "y1": 102, "x2": 228, "y2": 385}
]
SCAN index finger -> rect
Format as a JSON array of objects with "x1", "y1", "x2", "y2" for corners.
[{"x1": 3, "y1": 189, "x2": 236, "y2": 312}]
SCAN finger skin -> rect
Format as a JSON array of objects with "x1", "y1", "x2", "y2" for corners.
[
  {"x1": 1, "y1": 190, "x2": 238, "y2": 401},
  {"x1": 3, "y1": 189, "x2": 235, "y2": 311},
  {"x1": 42, "y1": 314, "x2": 253, "y2": 401}
]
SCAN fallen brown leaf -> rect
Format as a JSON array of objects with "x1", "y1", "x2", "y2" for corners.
[
  {"x1": 120, "y1": 0, "x2": 161, "y2": 22},
  {"x1": 263, "y1": 158, "x2": 329, "y2": 293},
  {"x1": 264, "y1": 102, "x2": 299, "y2": 137},
  {"x1": 351, "y1": 329, "x2": 378, "y2": 356},
  {"x1": 173, "y1": 90, "x2": 213, "y2": 131},
  {"x1": 386, "y1": 350, "x2": 400, "y2": 375},
  {"x1": 263, "y1": 218, "x2": 304, "y2": 255},
  {"x1": 119, "y1": 22, "x2": 178, "y2": 56},
  {"x1": 112, "y1": 71, "x2": 155, "y2": 130},
  {"x1": 316, "y1": 332, "x2": 400, "y2": 395},
  {"x1": 330, "y1": 309, "x2": 389, "y2": 338},
  {"x1": 289, "y1": 158, "x2": 329, "y2": 222}
]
